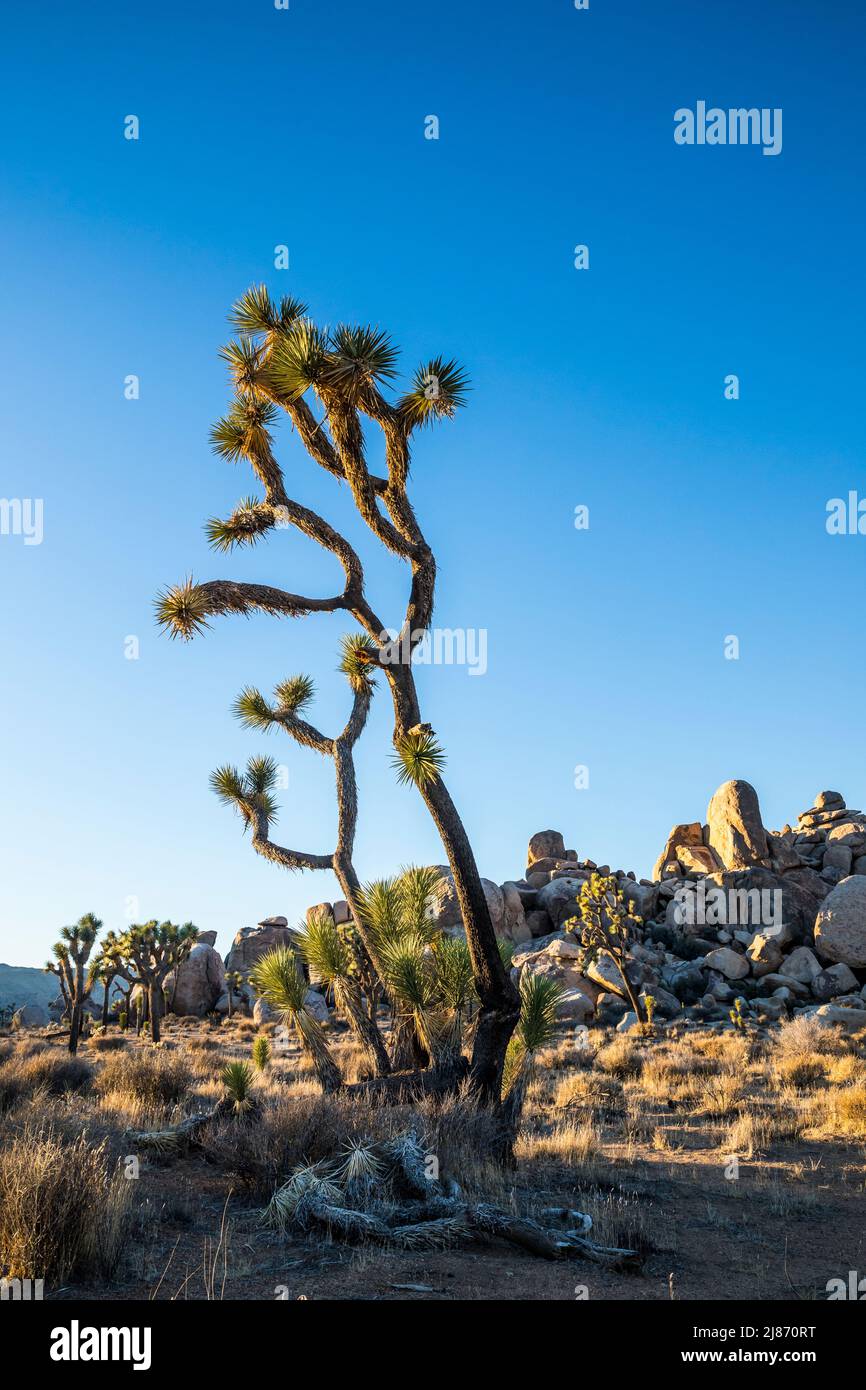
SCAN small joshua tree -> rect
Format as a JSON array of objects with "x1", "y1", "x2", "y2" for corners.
[
  {"x1": 115, "y1": 921, "x2": 198, "y2": 1044},
  {"x1": 569, "y1": 873, "x2": 645, "y2": 1023},
  {"x1": 296, "y1": 909, "x2": 391, "y2": 1077},
  {"x1": 250, "y1": 946, "x2": 342, "y2": 1093},
  {"x1": 501, "y1": 973, "x2": 562, "y2": 1135},
  {"x1": 221, "y1": 1060, "x2": 255, "y2": 1115},
  {"x1": 45, "y1": 913, "x2": 102, "y2": 1054},
  {"x1": 155, "y1": 286, "x2": 519, "y2": 1103},
  {"x1": 251, "y1": 1034, "x2": 271, "y2": 1072}
]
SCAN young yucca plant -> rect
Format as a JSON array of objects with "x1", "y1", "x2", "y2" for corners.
[
  {"x1": 296, "y1": 911, "x2": 390, "y2": 1077},
  {"x1": 221, "y1": 1060, "x2": 255, "y2": 1114},
  {"x1": 251, "y1": 1034, "x2": 271, "y2": 1072},
  {"x1": 431, "y1": 936, "x2": 475, "y2": 1061},
  {"x1": 501, "y1": 973, "x2": 563, "y2": 1131},
  {"x1": 249, "y1": 947, "x2": 342, "y2": 1093},
  {"x1": 391, "y1": 727, "x2": 446, "y2": 789},
  {"x1": 379, "y1": 933, "x2": 447, "y2": 1066}
]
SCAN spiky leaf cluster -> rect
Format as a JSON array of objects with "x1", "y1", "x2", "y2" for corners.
[
  {"x1": 391, "y1": 727, "x2": 446, "y2": 788},
  {"x1": 154, "y1": 577, "x2": 211, "y2": 641}
]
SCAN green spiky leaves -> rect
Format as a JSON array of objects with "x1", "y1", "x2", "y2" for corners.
[
  {"x1": 338, "y1": 633, "x2": 379, "y2": 692},
  {"x1": 221, "y1": 1060, "x2": 254, "y2": 1112},
  {"x1": 231, "y1": 675, "x2": 316, "y2": 733},
  {"x1": 515, "y1": 972, "x2": 563, "y2": 1054},
  {"x1": 274, "y1": 674, "x2": 315, "y2": 715},
  {"x1": 324, "y1": 325, "x2": 400, "y2": 400},
  {"x1": 154, "y1": 577, "x2": 211, "y2": 641},
  {"x1": 398, "y1": 357, "x2": 470, "y2": 431},
  {"x1": 391, "y1": 726, "x2": 446, "y2": 788},
  {"x1": 210, "y1": 756, "x2": 280, "y2": 828},
  {"x1": 205, "y1": 497, "x2": 273, "y2": 552},
  {"x1": 233, "y1": 686, "x2": 276, "y2": 731},
  {"x1": 228, "y1": 285, "x2": 308, "y2": 338},
  {"x1": 210, "y1": 397, "x2": 278, "y2": 462},
  {"x1": 249, "y1": 945, "x2": 308, "y2": 1015},
  {"x1": 267, "y1": 321, "x2": 331, "y2": 401},
  {"x1": 218, "y1": 339, "x2": 268, "y2": 397},
  {"x1": 296, "y1": 910, "x2": 353, "y2": 987}
]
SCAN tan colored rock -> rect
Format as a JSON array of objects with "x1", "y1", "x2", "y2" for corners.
[
  {"x1": 676, "y1": 843, "x2": 724, "y2": 876},
  {"x1": 527, "y1": 831, "x2": 566, "y2": 865},
  {"x1": 746, "y1": 934, "x2": 783, "y2": 977},
  {"x1": 706, "y1": 780, "x2": 769, "y2": 870},
  {"x1": 814, "y1": 876, "x2": 866, "y2": 967},
  {"x1": 652, "y1": 823, "x2": 703, "y2": 882},
  {"x1": 167, "y1": 942, "x2": 226, "y2": 1018},
  {"x1": 701, "y1": 946, "x2": 750, "y2": 980}
]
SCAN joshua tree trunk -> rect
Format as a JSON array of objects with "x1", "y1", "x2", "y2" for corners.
[{"x1": 149, "y1": 984, "x2": 162, "y2": 1043}]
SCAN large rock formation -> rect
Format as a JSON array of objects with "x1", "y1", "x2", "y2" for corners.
[
  {"x1": 293, "y1": 783, "x2": 866, "y2": 1032},
  {"x1": 167, "y1": 941, "x2": 226, "y2": 1018},
  {"x1": 706, "y1": 780, "x2": 770, "y2": 870}
]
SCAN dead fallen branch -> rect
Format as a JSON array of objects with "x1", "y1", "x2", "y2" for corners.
[{"x1": 262, "y1": 1130, "x2": 640, "y2": 1267}]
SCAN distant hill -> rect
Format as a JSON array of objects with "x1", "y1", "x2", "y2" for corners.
[{"x1": 0, "y1": 963, "x2": 58, "y2": 1011}]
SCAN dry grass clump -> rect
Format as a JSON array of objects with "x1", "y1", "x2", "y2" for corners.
[
  {"x1": 94, "y1": 1049, "x2": 190, "y2": 1107},
  {"x1": 691, "y1": 1070, "x2": 746, "y2": 1117},
  {"x1": 595, "y1": 1037, "x2": 641, "y2": 1078},
  {"x1": 0, "y1": 1050, "x2": 92, "y2": 1115},
  {"x1": 0, "y1": 1125, "x2": 131, "y2": 1282},
  {"x1": 516, "y1": 1117, "x2": 600, "y2": 1170},
  {"x1": 86, "y1": 1033, "x2": 127, "y2": 1052}
]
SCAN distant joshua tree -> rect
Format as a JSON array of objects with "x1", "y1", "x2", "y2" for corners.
[
  {"x1": 113, "y1": 921, "x2": 198, "y2": 1044},
  {"x1": 156, "y1": 286, "x2": 519, "y2": 1102},
  {"x1": 44, "y1": 913, "x2": 102, "y2": 1054}
]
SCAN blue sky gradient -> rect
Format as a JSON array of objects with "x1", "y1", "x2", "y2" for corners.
[{"x1": 1, "y1": 0, "x2": 864, "y2": 965}]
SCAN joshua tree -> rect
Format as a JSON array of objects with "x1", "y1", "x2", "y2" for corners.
[
  {"x1": 295, "y1": 909, "x2": 391, "y2": 1077},
  {"x1": 501, "y1": 974, "x2": 563, "y2": 1137},
  {"x1": 115, "y1": 921, "x2": 198, "y2": 1044},
  {"x1": 45, "y1": 913, "x2": 102, "y2": 1054},
  {"x1": 251, "y1": 1034, "x2": 271, "y2": 1072},
  {"x1": 568, "y1": 873, "x2": 645, "y2": 1022},
  {"x1": 91, "y1": 947, "x2": 119, "y2": 1030},
  {"x1": 156, "y1": 286, "x2": 520, "y2": 1103},
  {"x1": 249, "y1": 945, "x2": 342, "y2": 1093},
  {"x1": 211, "y1": 639, "x2": 386, "y2": 1028},
  {"x1": 224, "y1": 969, "x2": 244, "y2": 1019}
]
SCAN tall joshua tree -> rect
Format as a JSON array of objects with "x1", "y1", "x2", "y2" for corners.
[
  {"x1": 156, "y1": 287, "x2": 520, "y2": 1102},
  {"x1": 44, "y1": 913, "x2": 102, "y2": 1054}
]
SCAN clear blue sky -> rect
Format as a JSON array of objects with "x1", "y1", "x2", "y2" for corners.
[{"x1": 1, "y1": 0, "x2": 864, "y2": 966}]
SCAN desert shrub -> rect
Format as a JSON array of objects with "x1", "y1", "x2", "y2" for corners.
[
  {"x1": 596, "y1": 1037, "x2": 641, "y2": 1078},
  {"x1": 94, "y1": 1050, "x2": 189, "y2": 1107},
  {"x1": 819, "y1": 1081, "x2": 866, "y2": 1138},
  {"x1": 0, "y1": 1126, "x2": 131, "y2": 1282},
  {"x1": 775, "y1": 1015, "x2": 835, "y2": 1059},
  {"x1": 86, "y1": 1034, "x2": 127, "y2": 1053},
  {"x1": 0, "y1": 1052, "x2": 92, "y2": 1115}
]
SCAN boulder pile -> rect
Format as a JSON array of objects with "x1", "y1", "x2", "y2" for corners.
[{"x1": 509, "y1": 782, "x2": 866, "y2": 1033}]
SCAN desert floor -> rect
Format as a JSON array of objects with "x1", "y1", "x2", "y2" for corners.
[{"x1": 1, "y1": 1014, "x2": 864, "y2": 1301}]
